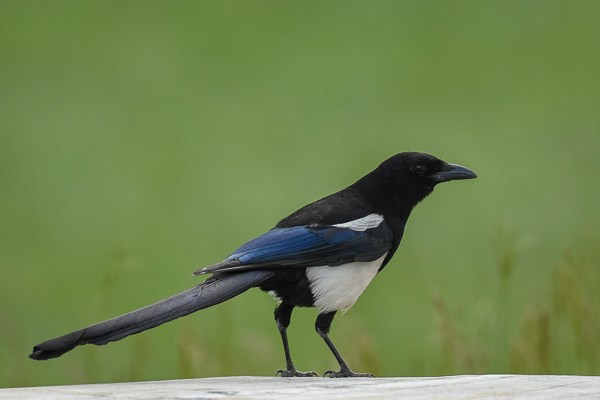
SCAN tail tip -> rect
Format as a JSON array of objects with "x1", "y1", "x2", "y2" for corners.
[
  {"x1": 29, "y1": 329, "x2": 87, "y2": 361},
  {"x1": 29, "y1": 346, "x2": 48, "y2": 361}
]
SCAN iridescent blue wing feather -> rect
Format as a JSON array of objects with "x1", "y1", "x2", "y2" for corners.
[{"x1": 195, "y1": 223, "x2": 392, "y2": 275}]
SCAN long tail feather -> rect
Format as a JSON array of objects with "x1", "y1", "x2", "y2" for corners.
[{"x1": 29, "y1": 270, "x2": 274, "y2": 360}]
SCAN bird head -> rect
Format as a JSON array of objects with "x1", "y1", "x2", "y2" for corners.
[{"x1": 360, "y1": 152, "x2": 477, "y2": 215}]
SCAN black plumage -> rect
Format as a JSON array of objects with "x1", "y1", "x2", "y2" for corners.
[{"x1": 29, "y1": 152, "x2": 476, "y2": 378}]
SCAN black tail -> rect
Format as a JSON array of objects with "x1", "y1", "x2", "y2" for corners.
[{"x1": 29, "y1": 270, "x2": 274, "y2": 360}]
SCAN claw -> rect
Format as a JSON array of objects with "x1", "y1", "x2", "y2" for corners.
[
  {"x1": 323, "y1": 369, "x2": 375, "y2": 378},
  {"x1": 276, "y1": 369, "x2": 318, "y2": 377}
]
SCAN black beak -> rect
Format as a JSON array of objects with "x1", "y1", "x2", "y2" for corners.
[{"x1": 431, "y1": 163, "x2": 477, "y2": 183}]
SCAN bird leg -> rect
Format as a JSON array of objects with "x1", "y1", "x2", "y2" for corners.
[
  {"x1": 315, "y1": 311, "x2": 375, "y2": 378},
  {"x1": 274, "y1": 302, "x2": 318, "y2": 377}
]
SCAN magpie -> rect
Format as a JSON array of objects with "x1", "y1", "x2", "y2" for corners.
[{"x1": 29, "y1": 152, "x2": 476, "y2": 378}]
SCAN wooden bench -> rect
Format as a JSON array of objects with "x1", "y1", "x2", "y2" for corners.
[{"x1": 2, "y1": 375, "x2": 599, "y2": 399}]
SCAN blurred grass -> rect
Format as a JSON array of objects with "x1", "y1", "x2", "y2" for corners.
[{"x1": 1, "y1": 0, "x2": 599, "y2": 387}]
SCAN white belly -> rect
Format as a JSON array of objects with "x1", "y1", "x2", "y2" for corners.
[{"x1": 306, "y1": 253, "x2": 387, "y2": 313}]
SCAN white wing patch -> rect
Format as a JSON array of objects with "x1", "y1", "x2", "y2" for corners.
[
  {"x1": 332, "y1": 213, "x2": 384, "y2": 231},
  {"x1": 306, "y1": 253, "x2": 387, "y2": 313}
]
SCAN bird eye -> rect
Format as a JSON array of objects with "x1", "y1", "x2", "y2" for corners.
[{"x1": 414, "y1": 164, "x2": 427, "y2": 176}]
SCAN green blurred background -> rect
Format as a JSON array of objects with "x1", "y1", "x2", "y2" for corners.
[{"x1": 1, "y1": 0, "x2": 599, "y2": 387}]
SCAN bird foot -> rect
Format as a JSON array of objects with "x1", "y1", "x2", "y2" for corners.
[
  {"x1": 276, "y1": 368, "x2": 319, "y2": 377},
  {"x1": 324, "y1": 369, "x2": 375, "y2": 378}
]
